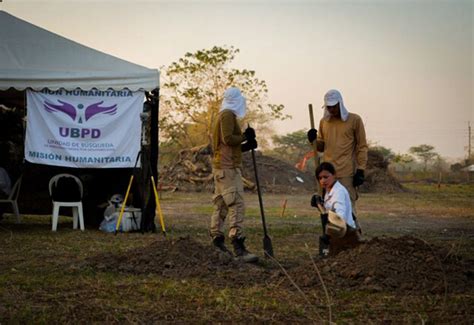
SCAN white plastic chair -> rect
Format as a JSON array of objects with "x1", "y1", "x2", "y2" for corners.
[
  {"x1": 48, "y1": 173, "x2": 84, "y2": 231},
  {"x1": 0, "y1": 175, "x2": 22, "y2": 223}
]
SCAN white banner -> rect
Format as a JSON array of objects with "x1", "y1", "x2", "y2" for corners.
[{"x1": 25, "y1": 89, "x2": 144, "y2": 168}]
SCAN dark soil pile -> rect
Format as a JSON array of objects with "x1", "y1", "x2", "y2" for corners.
[
  {"x1": 359, "y1": 149, "x2": 405, "y2": 193},
  {"x1": 241, "y1": 151, "x2": 315, "y2": 193},
  {"x1": 85, "y1": 236, "x2": 473, "y2": 295},
  {"x1": 292, "y1": 236, "x2": 474, "y2": 294},
  {"x1": 85, "y1": 236, "x2": 273, "y2": 287},
  {"x1": 159, "y1": 145, "x2": 404, "y2": 194},
  {"x1": 159, "y1": 145, "x2": 314, "y2": 193}
]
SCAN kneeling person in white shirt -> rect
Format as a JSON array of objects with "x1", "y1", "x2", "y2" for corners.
[{"x1": 311, "y1": 162, "x2": 360, "y2": 257}]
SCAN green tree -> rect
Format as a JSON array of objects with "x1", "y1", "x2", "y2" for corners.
[
  {"x1": 270, "y1": 130, "x2": 311, "y2": 167},
  {"x1": 391, "y1": 153, "x2": 415, "y2": 172},
  {"x1": 393, "y1": 153, "x2": 414, "y2": 164},
  {"x1": 160, "y1": 46, "x2": 289, "y2": 149},
  {"x1": 408, "y1": 144, "x2": 438, "y2": 172},
  {"x1": 370, "y1": 145, "x2": 395, "y2": 163}
]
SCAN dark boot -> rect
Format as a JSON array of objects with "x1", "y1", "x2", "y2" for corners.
[
  {"x1": 212, "y1": 235, "x2": 232, "y2": 255},
  {"x1": 231, "y1": 237, "x2": 259, "y2": 263},
  {"x1": 319, "y1": 235, "x2": 330, "y2": 258}
]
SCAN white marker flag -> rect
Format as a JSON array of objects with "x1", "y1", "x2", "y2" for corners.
[{"x1": 25, "y1": 89, "x2": 144, "y2": 168}]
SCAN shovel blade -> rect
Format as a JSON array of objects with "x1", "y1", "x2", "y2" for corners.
[{"x1": 263, "y1": 235, "x2": 274, "y2": 258}]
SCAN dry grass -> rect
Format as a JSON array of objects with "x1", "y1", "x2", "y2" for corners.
[{"x1": 0, "y1": 183, "x2": 473, "y2": 323}]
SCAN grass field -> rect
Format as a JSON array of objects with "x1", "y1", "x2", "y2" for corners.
[{"x1": 0, "y1": 183, "x2": 473, "y2": 323}]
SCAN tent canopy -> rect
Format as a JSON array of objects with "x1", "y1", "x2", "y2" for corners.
[{"x1": 0, "y1": 11, "x2": 159, "y2": 91}]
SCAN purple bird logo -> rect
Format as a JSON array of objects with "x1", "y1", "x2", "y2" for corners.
[
  {"x1": 44, "y1": 100, "x2": 76, "y2": 121},
  {"x1": 44, "y1": 100, "x2": 117, "y2": 124}
]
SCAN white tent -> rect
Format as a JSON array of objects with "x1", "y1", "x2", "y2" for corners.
[
  {"x1": 0, "y1": 11, "x2": 160, "y2": 228},
  {"x1": 462, "y1": 164, "x2": 474, "y2": 172},
  {"x1": 0, "y1": 10, "x2": 159, "y2": 91}
]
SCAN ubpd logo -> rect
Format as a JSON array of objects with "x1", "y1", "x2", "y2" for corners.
[{"x1": 44, "y1": 99, "x2": 117, "y2": 139}]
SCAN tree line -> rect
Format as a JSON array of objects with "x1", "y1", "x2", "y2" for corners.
[{"x1": 158, "y1": 45, "x2": 472, "y2": 177}]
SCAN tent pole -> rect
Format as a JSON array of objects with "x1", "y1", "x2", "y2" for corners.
[
  {"x1": 142, "y1": 88, "x2": 159, "y2": 232},
  {"x1": 150, "y1": 88, "x2": 159, "y2": 183}
]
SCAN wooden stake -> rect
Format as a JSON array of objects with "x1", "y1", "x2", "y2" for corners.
[
  {"x1": 309, "y1": 104, "x2": 320, "y2": 192},
  {"x1": 280, "y1": 198, "x2": 288, "y2": 218}
]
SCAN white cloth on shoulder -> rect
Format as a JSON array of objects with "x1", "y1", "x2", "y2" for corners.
[{"x1": 220, "y1": 87, "x2": 246, "y2": 118}]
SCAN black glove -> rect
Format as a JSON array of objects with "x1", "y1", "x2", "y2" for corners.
[
  {"x1": 307, "y1": 128, "x2": 317, "y2": 143},
  {"x1": 243, "y1": 126, "x2": 256, "y2": 141},
  {"x1": 353, "y1": 169, "x2": 365, "y2": 187},
  {"x1": 310, "y1": 194, "x2": 324, "y2": 208},
  {"x1": 241, "y1": 139, "x2": 258, "y2": 152}
]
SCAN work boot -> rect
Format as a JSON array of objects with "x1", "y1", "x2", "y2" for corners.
[
  {"x1": 212, "y1": 235, "x2": 232, "y2": 255},
  {"x1": 231, "y1": 237, "x2": 259, "y2": 263},
  {"x1": 319, "y1": 235, "x2": 330, "y2": 258}
]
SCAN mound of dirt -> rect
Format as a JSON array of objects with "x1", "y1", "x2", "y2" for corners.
[
  {"x1": 360, "y1": 168, "x2": 405, "y2": 193},
  {"x1": 241, "y1": 151, "x2": 315, "y2": 193},
  {"x1": 359, "y1": 149, "x2": 405, "y2": 193},
  {"x1": 85, "y1": 236, "x2": 272, "y2": 287},
  {"x1": 159, "y1": 145, "x2": 314, "y2": 193},
  {"x1": 85, "y1": 235, "x2": 473, "y2": 295},
  {"x1": 159, "y1": 145, "x2": 404, "y2": 194},
  {"x1": 293, "y1": 236, "x2": 474, "y2": 294}
]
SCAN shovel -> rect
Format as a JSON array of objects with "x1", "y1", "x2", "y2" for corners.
[
  {"x1": 115, "y1": 151, "x2": 141, "y2": 234},
  {"x1": 250, "y1": 147, "x2": 274, "y2": 258},
  {"x1": 308, "y1": 103, "x2": 320, "y2": 193}
]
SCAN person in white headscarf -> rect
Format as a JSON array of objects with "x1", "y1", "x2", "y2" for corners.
[
  {"x1": 307, "y1": 89, "x2": 368, "y2": 231},
  {"x1": 209, "y1": 87, "x2": 258, "y2": 263}
]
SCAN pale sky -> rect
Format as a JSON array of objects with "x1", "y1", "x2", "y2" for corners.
[{"x1": 1, "y1": 0, "x2": 473, "y2": 159}]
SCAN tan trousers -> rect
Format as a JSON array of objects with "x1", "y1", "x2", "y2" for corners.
[{"x1": 210, "y1": 168, "x2": 245, "y2": 239}]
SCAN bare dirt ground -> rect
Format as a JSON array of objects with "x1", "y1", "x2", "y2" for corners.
[{"x1": 0, "y1": 183, "x2": 473, "y2": 323}]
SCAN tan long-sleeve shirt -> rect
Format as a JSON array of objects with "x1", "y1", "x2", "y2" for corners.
[
  {"x1": 317, "y1": 113, "x2": 368, "y2": 178},
  {"x1": 212, "y1": 110, "x2": 244, "y2": 169}
]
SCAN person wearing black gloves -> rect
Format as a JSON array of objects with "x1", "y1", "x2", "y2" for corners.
[
  {"x1": 307, "y1": 89, "x2": 368, "y2": 232},
  {"x1": 241, "y1": 126, "x2": 257, "y2": 152},
  {"x1": 209, "y1": 87, "x2": 258, "y2": 263}
]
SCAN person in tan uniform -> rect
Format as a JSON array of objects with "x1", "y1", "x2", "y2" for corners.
[
  {"x1": 307, "y1": 89, "x2": 368, "y2": 230},
  {"x1": 210, "y1": 87, "x2": 258, "y2": 263}
]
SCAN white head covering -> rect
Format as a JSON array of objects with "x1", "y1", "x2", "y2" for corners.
[
  {"x1": 220, "y1": 87, "x2": 246, "y2": 119},
  {"x1": 322, "y1": 89, "x2": 349, "y2": 121}
]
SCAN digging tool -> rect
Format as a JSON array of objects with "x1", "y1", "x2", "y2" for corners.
[
  {"x1": 151, "y1": 175, "x2": 166, "y2": 236},
  {"x1": 115, "y1": 174, "x2": 134, "y2": 234},
  {"x1": 115, "y1": 152, "x2": 141, "y2": 234},
  {"x1": 309, "y1": 104, "x2": 329, "y2": 253},
  {"x1": 250, "y1": 147, "x2": 274, "y2": 258},
  {"x1": 143, "y1": 147, "x2": 167, "y2": 236},
  {"x1": 308, "y1": 104, "x2": 320, "y2": 193}
]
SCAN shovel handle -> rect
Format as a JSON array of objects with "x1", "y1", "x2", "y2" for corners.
[
  {"x1": 251, "y1": 148, "x2": 268, "y2": 236},
  {"x1": 151, "y1": 175, "x2": 166, "y2": 235},
  {"x1": 308, "y1": 104, "x2": 320, "y2": 192},
  {"x1": 115, "y1": 175, "x2": 134, "y2": 232},
  {"x1": 309, "y1": 104, "x2": 315, "y2": 129}
]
